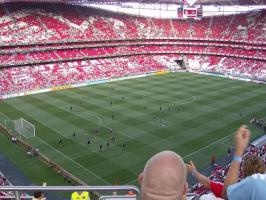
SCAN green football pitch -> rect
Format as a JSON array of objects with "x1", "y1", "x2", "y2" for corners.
[{"x1": 0, "y1": 72, "x2": 265, "y2": 186}]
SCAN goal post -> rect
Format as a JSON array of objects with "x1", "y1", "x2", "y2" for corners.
[{"x1": 13, "y1": 118, "x2": 35, "y2": 138}]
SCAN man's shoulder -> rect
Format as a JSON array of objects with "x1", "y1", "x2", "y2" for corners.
[
  {"x1": 239, "y1": 173, "x2": 266, "y2": 185},
  {"x1": 228, "y1": 173, "x2": 266, "y2": 194},
  {"x1": 250, "y1": 173, "x2": 266, "y2": 180},
  {"x1": 233, "y1": 173, "x2": 266, "y2": 186},
  {"x1": 249, "y1": 173, "x2": 266, "y2": 187}
]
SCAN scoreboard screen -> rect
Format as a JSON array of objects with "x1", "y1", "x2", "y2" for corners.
[
  {"x1": 177, "y1": 5, "x2": 202, "y2": 20},
  {"x1": 184, "y1": 8, "x2": 197, "y2": 18}
]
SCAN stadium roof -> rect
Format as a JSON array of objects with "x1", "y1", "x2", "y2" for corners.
[
  {"x1": 0, "y1": 0, "x2": 265, "y2": 5},
  {"x1": 71, "y1": 0, "x2": 266, "y2": 5},
  {"x1": 195, "y1": 0, "x2": 265, "y2": 5}
]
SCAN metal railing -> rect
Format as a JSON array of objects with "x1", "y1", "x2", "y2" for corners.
[
  {"x1": 0, "y1": 185, "x2": 140, "y2": 200},
  {"x1": 0, "y1": 196, "x2": 31, "y2": 199},
  {"x1": 99, "y1": 195, "x2": 137, "y2": 200}
]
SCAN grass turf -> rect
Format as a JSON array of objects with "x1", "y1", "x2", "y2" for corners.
[
  {"x1": 0, "y1": 72, "x2": 265, "y2": 186},
  {"x1": 0, "y1": 132, "x2": 71, "y2": 186}
]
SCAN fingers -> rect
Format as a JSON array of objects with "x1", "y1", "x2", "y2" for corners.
[
  {"x1": 238, "y1": 125, "x2": 250, "y2": 139},
  {"x1": 236, "y1": 125, "x2": 250, "y2": 139},
  {"x1": 186, "y1": 161, "x2": 196, "y2": 174},
  {"x1": 235, "y1": 125, "x2": 251, "y2": 156},
  {"x1": 240, "y1": 124, "x2": 248, "y2": 129},
  {"x1": 238, "y1": 125, "x2": 249, "y2": 134},
  {"x1": 185, "y1": 164, "x2": 192, "y2": 174},
  {"x1": 190, "y1": 160, "x2": 195, "y2": 169}
]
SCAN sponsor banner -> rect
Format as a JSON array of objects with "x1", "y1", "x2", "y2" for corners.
[
  {"x1": 2, "y1": 92, "x2": 24, "y2": 99},
  {"x1": 0, "y1": 73, "x2": 158, "y2": 100},
  {"x1": 7, "y1": 70, "x2": 265, "y2": 100},
  {"x1": 155, "y1": 70, "x2": 170, "y2": 75},
  {"x1": 196, "y1": 71, "x2": 266, "y2": 84},
  {"x1": 25, "y1": 88, "x2": 51, "y2": 96},
  {"x1": 50, "y1": 85, "x2": 73, "y2": 91}
]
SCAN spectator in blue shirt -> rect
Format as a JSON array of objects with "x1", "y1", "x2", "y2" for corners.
[{"x1": 222, "y1": 125, "x2": 266, "y2": 200}]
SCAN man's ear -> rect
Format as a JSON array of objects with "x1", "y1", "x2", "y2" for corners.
[
  {"x1": 181, "y1": 182, "x2": 188, "y2": 200},
  {"x1": 183, "y1": 182, "x2": 188, "y2": 194},
  {"x1": 138, "y1": 172, "x2": 143, "y2": 185}
]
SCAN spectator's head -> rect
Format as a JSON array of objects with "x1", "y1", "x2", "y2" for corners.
[
  {"x1": 242, "y1": 155, "x2": 266, "y2": 177},
  {"x1": 140, "y1": 151, "x2": 187, "y2": 200},
  {"x1": 199, "y1": 193, "x2": 224, "y2": 200},
  {"x1": 33, "y1": 191, "x2": 45, "y2": 200}
]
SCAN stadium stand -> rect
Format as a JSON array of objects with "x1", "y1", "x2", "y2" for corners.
[
  {"x1": 0, "y1": 4, "x2": 265, "y2": 43},
  {"x1": 0, "y1": 3, "x2": 265, "y2": 82},
  {"x1": 0, "y1": 1, "x2": 265, "y2": 200},
  {"x1": 0, "y1": 171, "x2": 15, "y2": 199},
  {"x1": 188, "y1": 56, "x2": 266, "y2": 80},
  {"x1": 0, "y1": 3, "x2": 265, "y2": 98},
  {"x1": 0, "y1": 55, "x2": 171, "y2": 95},
  {"x1": 190, "y1": 143, "x2": 266, "y2": 198}
]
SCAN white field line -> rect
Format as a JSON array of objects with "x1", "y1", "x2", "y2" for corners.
[
  {"x1": 30, "y1": 113, "x2": 135, "y2": 184},
  {"x1": 35, "y1": 136, "x2": 110, "y2": 185},
  {"x1": 54, "y1": 92, "x2": 196, "y2": 140},
  {"x1": 73, "y1": 111, "x2": 134, "y2": 139},
  {"x1": 124, "y1": 133, "x2": 233, "y2": 185},
  {"x1": 33, "y1": 95, "x2": 103, "y2": 126},
  {"x1": 73, "y1": 111, "x2": 103, "y2": 126},
  {"x1": 5, "y1": 94, "x2": 197, "y2": 186},
  {"x1": 182, "y1": 133, "x2": 233, "y2": 159},
  {"x1": 73, "y1": 111, "x2": 135, "y2": 140},
  {"x1": 177, "y1": 95, "x2": 197, "y2": 106},
  {"x1": 119, "y1": 132, "x2": 135, "y2": 139},
  {"x1": 29, "y1": 117, "x2": 111, "y2": 184},
  {"x1": 125, "y1": 178, "x2": 138, "y2": 185},
  {"x1": 41, "y1": 98, "x2": 135, "y2": 141},
  {"x1": 33, "y1": 116, "x2": 102, "y2": 153}
]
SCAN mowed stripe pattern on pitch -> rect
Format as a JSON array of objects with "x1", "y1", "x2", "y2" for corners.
[{"x1": 0, "y1": 72, "x2": 265, "y2": 185}]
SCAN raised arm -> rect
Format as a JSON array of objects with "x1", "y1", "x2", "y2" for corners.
[
  {"x1": 186, "y1": 161, "x2": 211, "y2": 188},
  {"x1": 222, "y1": 125, "x2": 250, "y2": 199}
]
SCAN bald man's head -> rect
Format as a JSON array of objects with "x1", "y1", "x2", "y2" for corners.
[{"x1": 141, "y1": 151, "x2": 187, "y2": 200}]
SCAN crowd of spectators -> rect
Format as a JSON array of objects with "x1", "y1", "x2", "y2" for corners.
[
  {"x1": 138, "y1": 125, "x2": 266, "y2": 200},
  {"x1": 0, "y1": 3, "x2": 265, "y2": 44},
  {"x1": 0, "y1": 55, "x2": 175, "y2": 95},
  {"x1": 0, "y1": 52, "x2": 265, "y2": 97},
  {"x1": 189, "y1": 143, "x2": 266, "y2": 199},
  {"x1": 1, "y1": 44, "x2": 263, "y2": 67},
  {"x1": 0, "y1": 173, "x2": 8, "y2": 186},
  {"x1": 0, "y1": 172, "x2": 13, "y2": 199},
  {"x1": 0, "y1": 3, "x2": 265, "y2": 98},
  {"x1": 188, "y1": 56, "x2": 266, "y2": 81},
  {"x1": 0, "y1": 172, "x2": 31, "y2": 199},
  {"x1": 0, "y1": 5, "x2": 266, "y2": 196}
]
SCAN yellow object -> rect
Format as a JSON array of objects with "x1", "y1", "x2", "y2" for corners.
[{"x1": 71, "y1": 191, "x2": 90, "y2": 200}]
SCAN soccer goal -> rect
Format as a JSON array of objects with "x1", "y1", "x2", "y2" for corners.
[{"x1": 13, "y1": 118, "x2": 35, "y2": 138}]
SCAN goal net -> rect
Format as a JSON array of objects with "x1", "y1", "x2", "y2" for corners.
[{"x1": 13, "y1": 118, "x2": 35, "y2": 138}]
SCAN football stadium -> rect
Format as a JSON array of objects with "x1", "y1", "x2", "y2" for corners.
[{"x1": 0, "y1": 0, "x2": 265, "y2": 199}]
